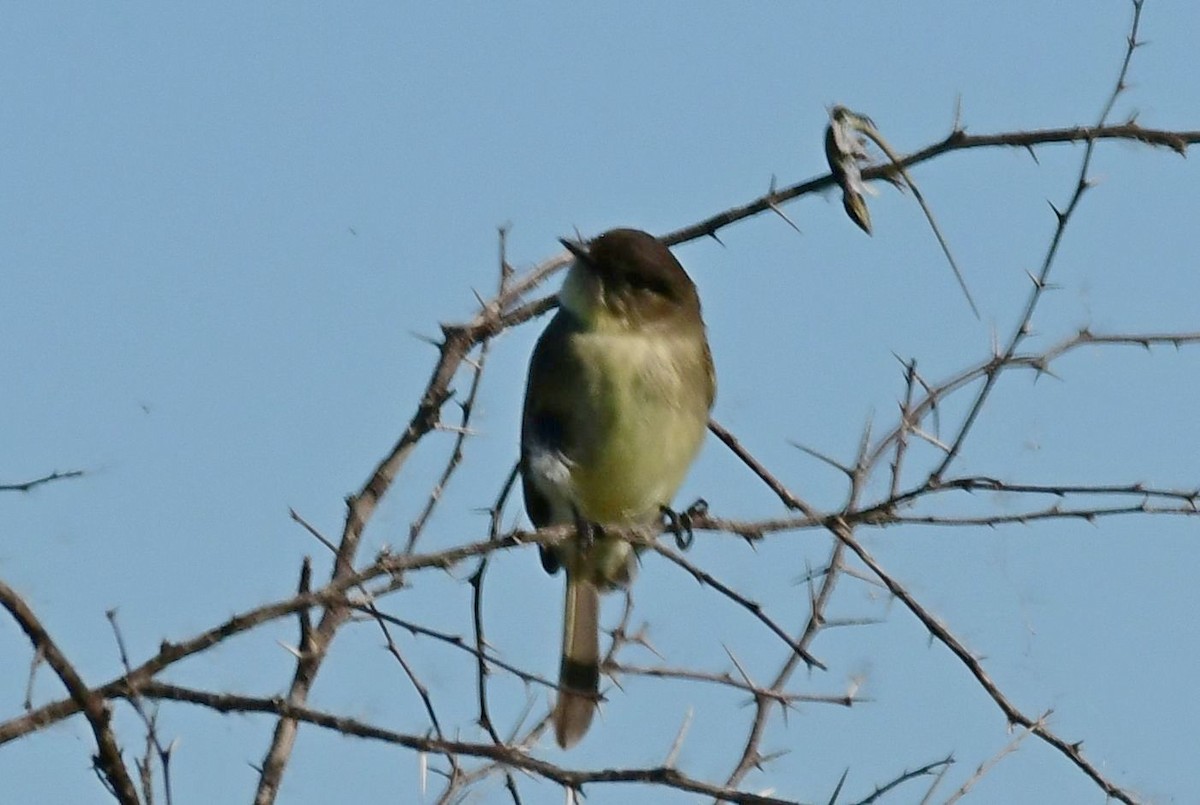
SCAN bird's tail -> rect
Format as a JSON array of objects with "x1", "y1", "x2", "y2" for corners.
[{"x1": 553, "y1": 575, "x2": 600, "y2": 748}]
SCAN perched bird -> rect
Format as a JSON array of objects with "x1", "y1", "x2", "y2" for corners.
[{"x1": 521, "y1": 228, "x2": 715, "y2": 748}]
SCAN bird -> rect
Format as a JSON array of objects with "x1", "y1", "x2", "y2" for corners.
[{"x1": 520, "y1": 227, "x2": 715, "y2": 748}]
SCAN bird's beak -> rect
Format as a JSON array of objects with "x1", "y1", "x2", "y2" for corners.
[{"x1": 559, "y1": 237, "x2": 593, "y2": 267}]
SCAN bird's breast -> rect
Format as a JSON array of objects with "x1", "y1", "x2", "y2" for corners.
[{"x1": 565, "y1": 327, "x2": 711, "y2": 524}]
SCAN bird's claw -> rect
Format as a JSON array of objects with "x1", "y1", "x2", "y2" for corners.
[{"x1": 662, "y1": 498, "x2": 707, "y2": 551}]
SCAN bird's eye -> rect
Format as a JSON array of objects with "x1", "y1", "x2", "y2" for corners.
[{"x1": 627, "y1": 274, "x2": 673, "y2": 298}]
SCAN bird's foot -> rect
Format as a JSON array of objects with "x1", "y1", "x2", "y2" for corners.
[
  {"x1": 661, "y1": 498, "x2": 707, "y2": 550},
  {"x1": 572, "y1": 507, "x2": 603, "y2": 554}
]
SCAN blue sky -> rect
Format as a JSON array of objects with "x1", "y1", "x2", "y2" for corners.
[{"x1": 2, "y1": 3, "x2": 1198, "y2": 803}]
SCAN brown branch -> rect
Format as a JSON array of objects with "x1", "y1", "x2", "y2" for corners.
[
  {"x1": 850, "y1": 754, "x2": 956, "y2": 805},
  {"x1": 825, "y1": 518, "x2": 1138, "y2": 804},
  {"x1": 889, "y1": 357, "x2": 920, "y2": 499},
  {"x1": 708, "y1": 419, "x2": 819, "y2": 519},
  {"x1": 927, "y1": 477, "x2": 1199, "y2": 504},
  {"x1": 368, "y1": 603, "x2": 451, "y2": 746},
  {"x1": 4, "y1": 468, "x2": 1194, "y2": 751},
  {"x1": 941, "y1": 720, "x2": 1036, "y2": 805},
  {"x1": 6, "y1": 10, "x2": 1193, "y2": 798},
  {"x1": 107, "y1": 610, "x2": 174, "y2": 805},
  {"x1": 884, "y1": 503, "x2": 1197, "y2": 527},
  {"x1": 349, "y1": 604, "x2": 553, "y2": 690},
  {"x1": 722, "y1": 539, "x2": 846, "y2": 793},
  {"x1": 132, "y1": 683, "x2": 802, "y2": 805},
  {"x1": 405, "y1": 227, "x2": 510, "y2": 553},
  {"x1": 244, "y1": 234, "x2": 565, "y2": 805},
  {"x1": 649, "y1": 541, "x2": 824, "y2": 671},
  {"x1": 607, "y1": 661, "x2": 862, "y2": 708},
  {"x1": 1040, "y1": 328, "x2": 1200, "y2": 361},
  {"x1": 661, "y1": 125, "x2": 1194, "y2": 250},
  {"x1": 252, "y1": 226, "x2": 523, "y2": 801},
  {"x1": 863, "y1": 328, "x2": 1200, "y2": 485},
  {"x1": 0, "y1": 580, "x2": 140, "y2": 805},
  {"x1": 467, "y1": 561, "x2": 503, "y2": 743},
  {"x1": 930, "y1": 0, "x2": 1148, "y2": 481},
  {"x1": 0, "y1": 530, "x2": 549, "y2": 747}
]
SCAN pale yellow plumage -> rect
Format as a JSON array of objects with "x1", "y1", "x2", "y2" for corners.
[{"x1": 521, "y1": 228, "x2": 714, "y2": 748}]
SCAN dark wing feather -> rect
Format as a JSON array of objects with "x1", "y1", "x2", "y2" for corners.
[{"x1": 521, "y1": 310, "x2": 588, "y2": 573}]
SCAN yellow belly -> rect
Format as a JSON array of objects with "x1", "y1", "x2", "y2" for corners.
[{"x1": 566, "y1": 327, "x2": 710, "y2": 526}]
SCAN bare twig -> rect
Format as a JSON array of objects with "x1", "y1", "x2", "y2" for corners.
[
  {"x1": 650, "y1": 541, "x2": 824, "y2": 671},
  {"x1": 107, "y1": 610, "x2": 174, "y2": 805},
  {"x1": 0, "y1": 580, "x2": 140, "y2": 805},
  {"x1": 252, "y1": 221, "x2": 517, "y2": 804},
  {"x1": 140, "y1": 682, "x2": 804, "y2": 805},
  {"x1": 0, "y1": 469, "x2": 84, "y2": 493},
  {"x1": 661, "y1": 123, "x2": 1195, "y2": 249},
  {"x1": 941, "y1": 720, "x2": 1036, "y2": 805},
  {"x1": 6, "y1": 6, "x2": 1194, "y2": 801},
  {"x1": 930, "y1": 0, "x2": 1148, "y2": 481},
  {"x1": 826, "y1": 518, "x2": 1137, "y2": 804},
  {"x1": 851, "y1": 754, "x2": 955, "y2": 805},
  {"x1": 722, "y1": 540, "x2": 847, "y2": 794},
  {"x1": 607, "y1": 661, "x2": 862, "y2": 708},
  {"x1": 709, "y1": 419, "x2": 819, "y2": 519}
]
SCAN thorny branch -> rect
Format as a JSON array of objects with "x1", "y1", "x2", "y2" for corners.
[
  {"x1": 134, "y1": 683, "x2": 800, "y2": 805},
  {"x1": 107, "y1": 610, "x2": 175, "y2": 805},
  {"x1": 929, "y1": 0, "x2": 1147, "y2": 481},
  {"x1": 3, "y1": 3, "x2": 1195, "y2": 803},
  {"x1": 0, "y1": 581, "x2": 139, "y2": 805}
]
